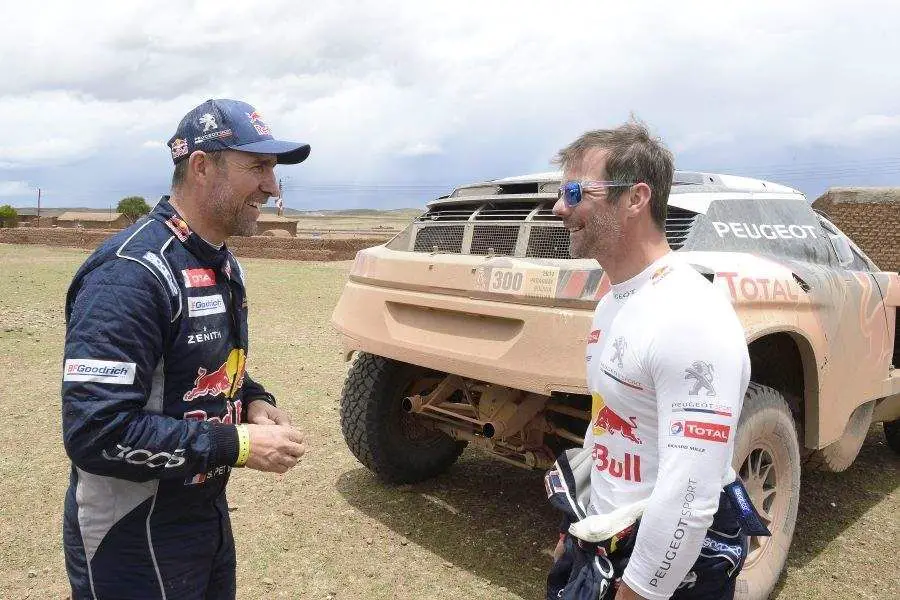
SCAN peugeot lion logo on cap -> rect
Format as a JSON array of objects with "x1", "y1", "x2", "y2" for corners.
[{"x1": 167, "y1": 99, "x2": 311, "y2": 165}]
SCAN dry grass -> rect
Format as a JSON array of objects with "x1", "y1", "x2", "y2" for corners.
[
  {"x1": 292, "y1": 216, "x2": 411, "y2": 232},
  {"x1": 0, "y1": 243, "x2": 897, "y2": 599}
]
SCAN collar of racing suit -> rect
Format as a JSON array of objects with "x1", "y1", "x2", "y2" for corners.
[{"x1": 151, "y1": 196, "x2": 231, "y2": 270}]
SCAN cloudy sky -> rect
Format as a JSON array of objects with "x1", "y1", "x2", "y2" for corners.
[{"x1": 1, "y1": 0, "x2": 899, "y2": 210}]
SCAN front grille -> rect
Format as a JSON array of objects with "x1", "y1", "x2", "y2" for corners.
[
  {"x1": 413, "y1": 224, "x2": 465, "y2": 253},
  {"x1": 470, "y1": 225, "x2": 518, "y2": 255},
  {"x1": 415, "y1": 205, "x2": 478, "y2": 222},
  {"x1": 405, "y1": 200, "x2": 697, "y2": 257},
  {"x1": 475, "y1": 202, "x2": 536, "y2": 221},
  {"x1": 526, "y1": 226, "x2": 570, "y2": 259}
]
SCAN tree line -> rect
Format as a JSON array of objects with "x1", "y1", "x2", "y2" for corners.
[{"x1": 0, "y1": 196, "x2": 151, "y2": 227}]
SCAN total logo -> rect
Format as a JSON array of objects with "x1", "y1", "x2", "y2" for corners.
[
  {"x1": 670, "y1": 420, "x2": 731, "y2": 443},
  {"x1": 592, "y1": 443, "x2": 642, "y2": 481},
  {"x1": 183, "y1": 348, "x2": 246, "y2": 402},
  {"x1": 716, "y1": 272, "x2": 799, "y2": 303}
]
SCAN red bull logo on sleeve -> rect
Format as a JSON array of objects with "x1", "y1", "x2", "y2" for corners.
[
  {"x1": 183, "y1": 348, "x2": 246, "y2": 402},
  {"x1": 591, "y1": 393, "x2": 642, "y2": 444}
]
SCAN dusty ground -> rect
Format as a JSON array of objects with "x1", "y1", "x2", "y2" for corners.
[{"x1": 0, "y1": 243, "x2": 897, "y2": 599}]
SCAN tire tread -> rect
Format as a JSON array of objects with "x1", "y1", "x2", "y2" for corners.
[{"x1": 339, "y1": 352, "x2": 465, "y2": 483}]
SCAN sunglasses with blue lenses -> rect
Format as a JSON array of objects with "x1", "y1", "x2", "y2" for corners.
[{"x1": 557, "y1": 180, "x2": 635, "y2": 207}]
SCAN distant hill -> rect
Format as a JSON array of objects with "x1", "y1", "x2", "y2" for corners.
[
  {"x1": 262, "y1": 207, "x2": 423, "y2": 218},
  {"x1": 13, "y1": 207, "x2": 100, "y2": 217},
  {"x1": 13, "y1": 205, "x2": 423, "y2": 219}
]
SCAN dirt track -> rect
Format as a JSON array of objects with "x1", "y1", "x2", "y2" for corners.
[
  {"x1": 0, "y1": 244, "x2": 897, "y2": 599},
  {"x1": 0, "y1": 227, "x2": 390, "y2": 260}
]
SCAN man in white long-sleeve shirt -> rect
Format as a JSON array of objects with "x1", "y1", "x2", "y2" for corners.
[{"x1": 547, "y1": 121, "x2": 752, "y2": 600}]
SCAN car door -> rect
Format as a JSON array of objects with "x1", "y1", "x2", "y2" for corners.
[{"x1": 816, "y1": 214, "x2": 892, "y2": 400}]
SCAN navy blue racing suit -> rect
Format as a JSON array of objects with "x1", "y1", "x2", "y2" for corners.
[{"x1": 61, "y1": 198, "x2": 275, "y2": 600}]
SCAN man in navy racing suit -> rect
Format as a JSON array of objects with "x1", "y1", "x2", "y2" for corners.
[
  {"x1": 62, "y1": 99, "x2": 311, "y2": 600},
  {"x1": 545, "y1": 121, "x2": 765, "y2": 600}
]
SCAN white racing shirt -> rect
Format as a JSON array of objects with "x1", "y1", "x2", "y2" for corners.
[{"x1": 583, "y1": 252, "x2": 750, "y2": 600}]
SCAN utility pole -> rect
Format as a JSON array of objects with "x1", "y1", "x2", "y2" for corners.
[
  {"x1": 37, "y1": 187, "x2": 41, "y2": 218},
  {"x1": 276, "y1": 178, "x2": 284, "y2": 216}
]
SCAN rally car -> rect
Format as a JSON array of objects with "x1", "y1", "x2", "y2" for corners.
[{"x1": 331, "y1": 171, "x2": 900, "y2": 600}]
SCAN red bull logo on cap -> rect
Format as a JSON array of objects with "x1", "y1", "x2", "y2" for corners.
[
  {"x1": 246, "y1": 111, "x2": 270, "y2": 136},
  {"x1": 591, "y1": 393, "x2": 642, "y2": 444},
  {"x1": 183, "y1": 348, "x2": 246, "y2": 402}
]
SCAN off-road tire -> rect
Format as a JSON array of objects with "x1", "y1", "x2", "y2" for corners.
[
  {"x1": 340, "y1": 352, "x2": 467, "y2": 484},
  {"x1": 733, "y1": 383, "x2": 801, "y2": 600},
  {"x1": 884, "y1": 418, "x2": 900, "y2": 454},
  {"x1": 804, "y1": 401, "x2": 874, "y2": 472}
]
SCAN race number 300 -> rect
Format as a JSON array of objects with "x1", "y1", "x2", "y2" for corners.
[{"x1": 489, "y1": 268, "x2": 525, "y2": 293}]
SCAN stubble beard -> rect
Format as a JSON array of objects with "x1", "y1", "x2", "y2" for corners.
[
  {"x1": 569, "y1": 208, "x2": 622, "y2": 262},
  {"x1": 209, "y1": 177, "x2": 258, "y2": 238}
]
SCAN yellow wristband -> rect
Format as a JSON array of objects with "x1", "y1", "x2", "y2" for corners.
[{"x1": 235, "y1": 425, "x2": 251, "y2": 467}]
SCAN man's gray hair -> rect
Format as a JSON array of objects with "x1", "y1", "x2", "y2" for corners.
[{"x1": 554, "y1": 119, "x2": 674, "y2": 231}]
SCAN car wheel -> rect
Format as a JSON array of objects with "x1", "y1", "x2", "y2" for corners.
[
  {"x1": 340, "y1": 352, "x2": 467, "y2": 483},
  {"x1": 884, "y1": 418, "x2": 900, "y2": 454},
  {"x1": 733, "y1": 383, "x2": 801, "y2": 600}
]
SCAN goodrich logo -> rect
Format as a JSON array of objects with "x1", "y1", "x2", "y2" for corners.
[
  {"x1": 188, "y1": 294, "x2": 226, "y2": 317},
  {"x1": 63, "y1": 359, "x2": 136, "y2": 384}
]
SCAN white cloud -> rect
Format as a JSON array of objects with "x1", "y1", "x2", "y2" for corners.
[
  {"x1": 0, "y1": 181, "x2": 35, "y2": 197},
  {"x1": 0, "y1": 0, "x2": 898, "y2": 205},
  {"x1": 398, "y1": 143, "x2": 443, "y2": 157},
  {"x1": 790, "y1": 113, "x2": 900, "y2": 146}
]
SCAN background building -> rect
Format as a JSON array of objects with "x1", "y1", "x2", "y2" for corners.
[
  {"x1": 813, "y1": 187, "x2": 900, "y2": 272},
  {"x1": 55, "y1": 211, "x2": 131, "y2": 230},
  {"x1": 255, "y1": 214, "x2": 299, "y2": 237}
]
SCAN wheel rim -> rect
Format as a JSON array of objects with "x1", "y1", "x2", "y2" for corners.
[{"x1": 738, "y1": 441, "x2": 786, "y2": 568}]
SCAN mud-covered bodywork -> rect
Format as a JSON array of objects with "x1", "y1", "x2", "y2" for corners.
[{"x1": 332, "y1": 171, "x2": 900, "y2": 457}]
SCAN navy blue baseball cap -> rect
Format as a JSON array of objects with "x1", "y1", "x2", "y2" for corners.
[{"x1": 167, "y1": 99, "x2": 311, "y2": 165}]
